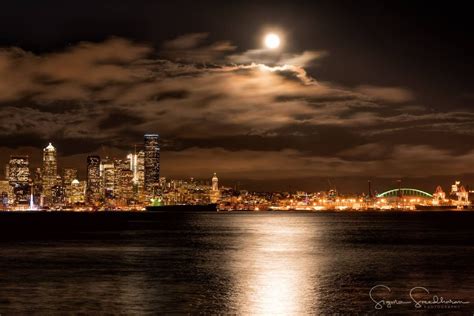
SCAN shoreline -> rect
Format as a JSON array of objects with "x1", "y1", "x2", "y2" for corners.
[{"x1": 2, "y1": 208, "x2": 473, "y2": 214}]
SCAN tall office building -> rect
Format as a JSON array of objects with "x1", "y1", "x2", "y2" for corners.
[
  {"x1": 63, "y1": 168, "x2": 77, "y2": 186},
  {"x1": 86, "y1": 155, "x2": 101, "y2": 204},
  {"x1": 32, "y1": 168, "x2": 42, "y2": 207},
  {"x1": 144, "y1": 134, "x2": 160, "y2": 197},
  {"x1": 8, "y1": 156, "x2": 30, "y2": 185},
  {"x1": 51, "y1": 183, "x2": 65, "y2": 207},
  {"x1": 42, "y1": 143, "x2": 58, "y2": 205},
  {"x1": 70, "y1": 179, "x2": 86, "y2": 204},
  {"x1": 7, "y1": 156, "x2": 30, "y2": 206},
  {"x1": 127, "y1": 153, "x2": 138, "y2": 180},
  {"x1": 115, "y1": 159, "x2": 134, "y2": 205},
  {"x1": 63, "y1": 168, "x2": 77, "y2": 203},
  {"x1": 100, "y1": 157, "x2": 115, "y2": 199},
  {"x1": 137, "y1": 151, "x2": 145, "y2": 199},
  {"x1": 127, "y1": 150, "x2": 145, "y2": 199}
]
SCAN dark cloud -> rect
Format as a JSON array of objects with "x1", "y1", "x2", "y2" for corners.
[
  {"x1": 151, "y1": 90, "x2": 190, "y2": 102},
  {"x1": 1, "y1": 34, "x2": 474, "y2": 190},
  {"x1": 98, "y1": 112, "x2": 145, "y2": 130},
  {"x1": 355, "y1": 85, "x2": 414, "y2": 103},
  {"x1": 160, "y1": 33, "x2": 236, "y2": 63}
]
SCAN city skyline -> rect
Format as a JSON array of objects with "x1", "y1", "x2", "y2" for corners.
[
  {"x1": 2, "y1": 134, "x2": 164, "y2": 209},
  {"x1": 3, "y1": 138, "x2": 473, "y2": 195}
]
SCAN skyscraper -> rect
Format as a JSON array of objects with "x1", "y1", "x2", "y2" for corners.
[
  {"x1": 144, "y1": 134, "x2": 160, "y2": 197},
  {"x1": 51, "y1": 183, "x2": 65, "y2": 207},
  {"x1": 63, "y1": 168, "x2": 77, "y2": 203},
  {"x1": 86, "y1": 155, "x2": 101, "y2": 205},
  {"x1": 100, "y1": 157, "x2": 115, "y2": 199},
  {"x1": 7, "y1": 156, "x2": 30, "y2": 206},
  {"x1": 63, "y1": 168, "x2": 77, "y2": 186},
  {"x1": 42, "y1": 143, "x2": 57, "y2": 205},
  {"x1": 32, "y1": 168, "x2": 42, "y2": 207},
  {"x1": 115, "y1": 159, "x2": 134, "y2": 206},
  {"x1": 7, "y1": 156, "x2": 30, "y2": 185},
  {"x1": 127, "y1": 150, "x2": 145, "y2": 200},
  {"x1": 70, "y1": 179, "x2": 86, "y2": 205}
]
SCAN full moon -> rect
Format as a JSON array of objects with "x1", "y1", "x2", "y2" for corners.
[{"x1": 264, "y1": 33, "x2": 280, "y2": 49}]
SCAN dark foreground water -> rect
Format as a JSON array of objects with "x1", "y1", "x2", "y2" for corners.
[{"x1": 0, "y1": 211, "x2": 473, "y2": 314}]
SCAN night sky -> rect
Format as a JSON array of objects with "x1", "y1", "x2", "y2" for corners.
[{"x1": 1, "y1": 0, "x2": 474, "y2": 192}]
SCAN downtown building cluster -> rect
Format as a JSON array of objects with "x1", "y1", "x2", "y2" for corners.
[{"x1": 0, "y1": 134, "x2": 161, "y2": 210}]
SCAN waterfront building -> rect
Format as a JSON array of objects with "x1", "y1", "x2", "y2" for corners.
[
  {"x1": 144, "y1": 134, "x2": 160, "y2": 197},
  {"x1": 433, "y1": 186, "x2": 446, "y2": 200},
  {"x1": 451, "y1": 181, "x2": 469, "y2": 206}
]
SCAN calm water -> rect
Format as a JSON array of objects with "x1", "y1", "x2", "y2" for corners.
[{"x1": 0, "y1": 212, "x2": 473, "y2": 314}]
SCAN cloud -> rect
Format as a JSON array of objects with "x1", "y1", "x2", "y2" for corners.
[
  {"x1": 163, "y1": 145, "x2": 474, "y2": 180},
  {"x1": 228, "y1": 49, "x2": 326, "y2": 67},
  {"x1": 163, "y1": 33, "x2": 210, "y2": 50},
  {"x1": 161, "y1": 33, "x2": 236, "y2": 63},
  {"x1": 356, "y1": 85, "x2": 414, "y2": 103},
  {"x1": 1, "y1": 34, "x2": 474, "y2": 186},
  {"x1": 338, "y1": 143, "x2": 390, "y2": 160},
  {"x1": 0, "y1": 37, "x2": 151, "y2": 102}
]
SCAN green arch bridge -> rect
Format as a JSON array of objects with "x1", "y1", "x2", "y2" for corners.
[{"x1": 376, "y1": 188, "x2": 433, "y2": 198}]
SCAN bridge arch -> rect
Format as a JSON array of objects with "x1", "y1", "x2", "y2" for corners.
[{"x1": 376, "y1": 188, "x2": 433, "y2": 198}]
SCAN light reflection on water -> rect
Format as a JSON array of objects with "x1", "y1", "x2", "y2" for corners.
[
  {"x1": 230, "y1": 216, "x2": 321, "y2": 315},
  {"x1": 0, "y1": 212, "x2": 473, "y2": 314}
]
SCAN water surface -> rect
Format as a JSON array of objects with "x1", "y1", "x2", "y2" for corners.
[{"x1": 0, "y1": 211, "x2": 473, "y2": 314}]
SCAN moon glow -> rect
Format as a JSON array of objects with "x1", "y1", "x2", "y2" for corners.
[{"x1": 264, "y1": 33, "x2": 281, "y2": 49}]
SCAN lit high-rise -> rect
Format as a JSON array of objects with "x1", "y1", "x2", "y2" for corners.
[
  {"x1": 7, "y1": 156, "x2": 30, "y2": 206},
  {"x1": 127, "y1": 150, "x2": 145, "y2": 200},
  {"x1": 115, "y1": 159, "x2": 134, "y2": 205},
  {"x1": 144, "y1": 134, "x2": 160, "y2": 197},
  {"x1": 63, "y1": 168, "x2": 77, "y2": 203},
  {"x1": 100, "y1": 157, "x2": 115, "y2": 199},
  {"x1": 70, "y1": 179, "x2": 85, "y2": 205},
  {"x1": 7, "y1": 156, "x2": 30, "y2": 185},
  {"x1": 42, "y1": 143, "x2": 58, "y2": 205},
  {"x1": 86, "y1": 155, "x2": 101, "y2": 205}
]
